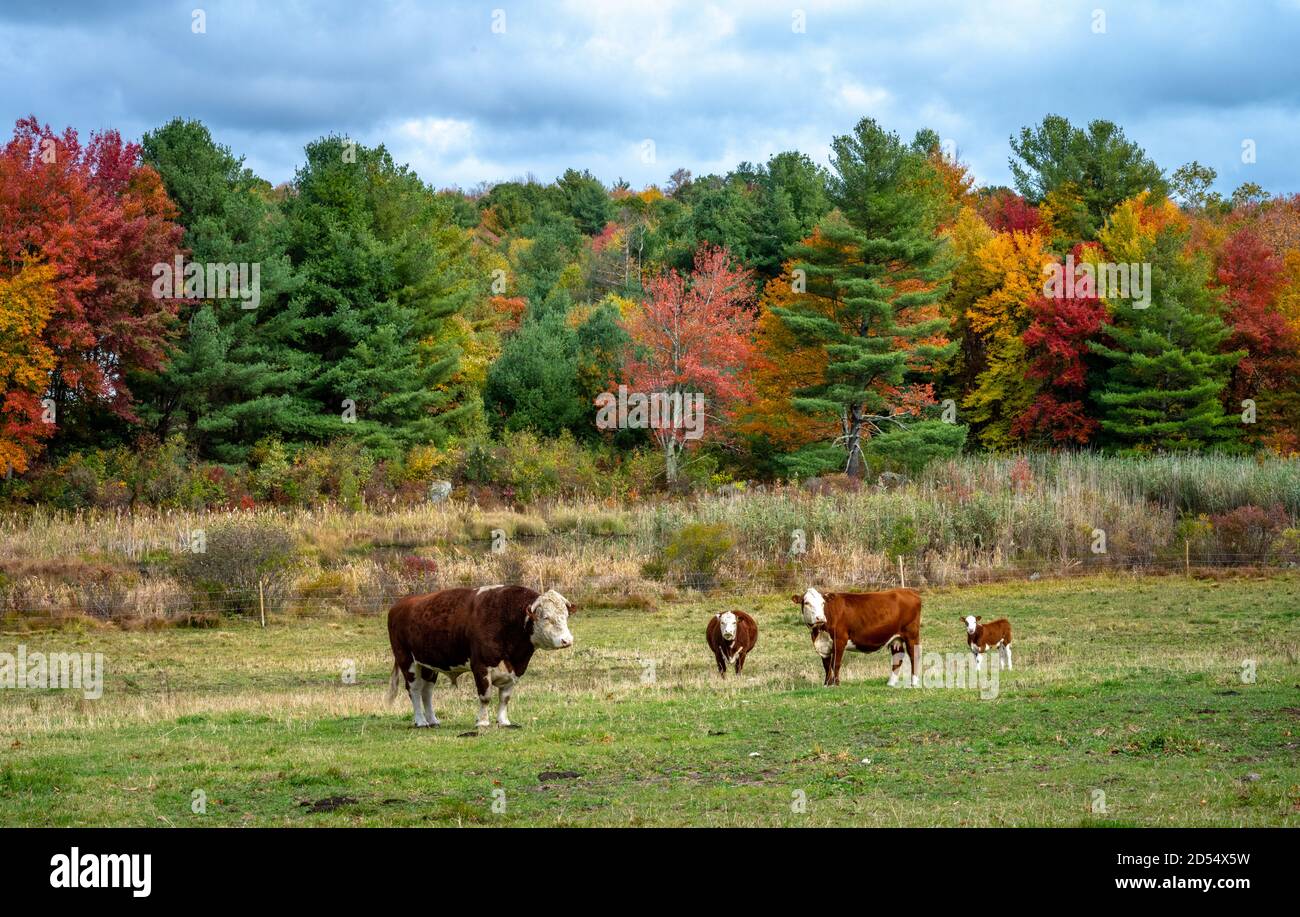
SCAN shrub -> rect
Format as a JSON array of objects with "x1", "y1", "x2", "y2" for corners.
[
  {"x1": 460, "y1": 438, "x2": 496, "y2": 484},
  {"x1": 499, "y1": 430, "x2": 562, "y2": 503},
  {"x1": 865, "y1": 420, "x2": 968, "y2": 475},
  {"x1": 623, "y1": 448, "x2": 666, "y2": 497},
  {"x1": 127, "y1": 436, "x2": 185, "y2": 506},
  {"x1": 885, "y1": 516, "x2": 919, "y2": 561},
  {"x1": 778, "y1": 443, "x2": 845, "y2": 481},
  {"x1": 650, "y1": 522, "x2": 734, "y2": 588},
  {"x1": 1272, "y1": 528, "x2": 1300, "y2": 564},
  {"x1": 249, "y1": 437, "x2": 294, "y2": 503},
  {"x1": 401, "y1": 444, "x2": 457, "y2": 486},
  {"x1": 1173, "y1": 512, "x2": 1214, "y2": 556},
  {"x1": 1210, "y1": 504, "x2": 1289, "y2": 560},
  {"x1": 178, "y1": 518, "x2": 299, "y2": 615},
  {"x1": 398, "y1": 555, "x2": 440, "y2": 591}
]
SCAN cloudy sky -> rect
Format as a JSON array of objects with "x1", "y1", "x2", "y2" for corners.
[{"x1": 3, "y1": 0, "x2": 1298, "y2": 195}]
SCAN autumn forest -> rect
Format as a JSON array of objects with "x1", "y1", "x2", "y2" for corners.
[{"x1": 1, "y1": 111, "x2": 1298, "y2": 509}]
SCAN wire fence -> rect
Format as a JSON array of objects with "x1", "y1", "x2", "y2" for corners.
[
  {"x1": 0, "y1": 545, "x2": 1293, "y2": 700},
  {"x1": 0, "y1": 545, "x2": 1295, "y2": 626}
]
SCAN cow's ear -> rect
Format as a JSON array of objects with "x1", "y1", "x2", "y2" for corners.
[
  {"x1": 566, "y1": 601, "x2": 577, "y2": 616},
  {"x1": 975, "y1": 616, "x2": 982, "y2": 621},
  {"x1": 791, "y1": 594, "x2": 802, "y2": 606}
]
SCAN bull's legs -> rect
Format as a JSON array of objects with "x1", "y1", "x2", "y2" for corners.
[
  {"x1": 908, "y1": 639, "x2": 921, "y2": 687},
  {"x1": 820, "y1": 653, "x2": 833, "y2": 686},
  {"x1": 973, "y1": 649, "x2": 983, "y2": 672},
  {"x1": 831, "y1": 639, "x2": 846, "y2": 686},
  {"x1": 420, "y1": 669, "x2": 440, "y2": 726},
  {"x1": 1000, "y1": 644, "x2": 1012, "y2": 670},
  {"x1": 713, "y1": 648, "x2": 728, "y2": 677},
  {"x1": 472, "y1": 665, "x2": 492, "y2": 728},
  {"x1": 491, "y1": 669, "x2": 519, "y2": 727},
  {"x1": 407, "y1": 664, "x2": 432, "y2": 727},
  {"x1": 734, "y1": 650, "x2": 746, "y2": 675}
]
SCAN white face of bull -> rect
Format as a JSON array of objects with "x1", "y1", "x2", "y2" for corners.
[
  {"x1": 963, "y1": 615, "x2": 978, "y2": 635},
  {"x1": 718, "y1": 611, "x2": 738, "y2": 642},
  {"x1": 799, "y1": 588, "x2": 826, "y2": 627},
  {"x1": 529, "y1": 590, "x2": 574, "y2": 650}
]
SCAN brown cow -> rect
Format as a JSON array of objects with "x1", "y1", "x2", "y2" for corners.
[
  {"x1": 705, "y1": 609, "x2": 758, "y2": 677},
  {"x1": 792, "y1": 587, "x2": 922, "y2": 687},
  {"x1": 386, "y1": 585, "x2": 574, "y2": 728},
  {"x1": 960, "y1": 615, "x2": 1012, "y2": 671}
]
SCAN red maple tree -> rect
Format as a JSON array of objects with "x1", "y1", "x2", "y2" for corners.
[
  {"x1": 620, "y1": 245, "x2": 756, "y2": 483},
  {"x1": 0, "y1": 116, "x2": 184, "y2": 440},
  {"x1": 977, "y1": 188, "x2": 1042, "y2": 235},
  {"x1": 1214, "y1": 226, "x2": 1300, "y2": 451},
  {"x1": 1013, "y1": 250, "x2": 1109, "y2": 445}
]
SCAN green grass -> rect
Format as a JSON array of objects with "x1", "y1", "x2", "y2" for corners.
[{"x1": 1, "y1": 574, "x2": 1298, "y2": 826}]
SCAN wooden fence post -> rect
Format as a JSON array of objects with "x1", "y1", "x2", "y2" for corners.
[{"x1": 259, "y1": 578, "x2": 266, "y2": 628}]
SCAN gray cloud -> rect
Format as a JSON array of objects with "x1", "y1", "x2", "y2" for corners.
[{"x1": 2, "y1": 0, "x2": 1297, "y2": 195}]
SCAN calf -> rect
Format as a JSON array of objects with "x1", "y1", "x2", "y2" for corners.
[
  {"x1": 386, "y1": 585, "x2": 575, "y2": 729},
  {"x1": 793, "y1": 587, "x2": 922, "y2": 687},
  {"x1": 961, "y1": 615, "x2": 1012, "y2": 671},
  {"x1": 705, "y1": 609, "x2": 758, "y2": 677}
]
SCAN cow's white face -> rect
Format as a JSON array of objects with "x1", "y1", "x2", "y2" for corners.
[
  {"x1": 718, "y1": 611, "x2": 738, "y2": 642},
  {"x1": 529, "y1": 590, "x2": 574, "y2": 650},
  {"x1": 963, "y1": 615, "x2": 978, "y2": 635},
  {"x1": 800, "y1": 588, "x2": 826, "y2": 627}
]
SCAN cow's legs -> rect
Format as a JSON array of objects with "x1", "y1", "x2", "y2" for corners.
[
  {"x1": 490, "y1": 669, "x2": 519, "y2": 727},
  {"x1": 734, "y1": 650, "x2": 746, "y2": 675},
  {"x1": 713, "y1": 647, "x2": 728, "y2": 677},
  {"x1": 831, "y1": 639, "x2": 846, "y2": 686},
  {"x1": 820, "y1": 653, "x2": 833, "y2": 686},
  {"x1": 419, "y1": 668, "x2": 439, "y2": 727},
  {"x1": 973, "y1": 650, "x2": 983, "y2": 672},
  {"x1": 407, "y1": 664, "x2": 431, "y2": 727},
  {"x1": 1001, "y1": 644, "x2": 1012, "y2": 670},
  {"x1": 888, "y1": 641, "x2": 904, "y2": 687},
  {"x1": 472, "y1": 665, "x2": 492, "y2": 728},
  {"x1": 908, "y1": 639, "x2": 921, "y2": 687}
]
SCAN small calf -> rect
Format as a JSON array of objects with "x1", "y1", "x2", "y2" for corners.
[
  {"x1": 706, "y1": 610, "x2": 758, "y2": 677},
  {"x1": 960, "y1": 615, "x2": 1013, "y2": 671}
]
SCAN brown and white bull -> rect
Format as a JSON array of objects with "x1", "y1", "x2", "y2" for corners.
[
  {"x1": 961, "y1": 615, "x2": 1012, "y2": 671},
  {"x1": 386, "y1": 585, "x2": 574, "y2": 728},
  {"x1": 706, "y1": 609, "x2": 758, "y2": 677},
  {"x1": 793, "y1": 587, "x2": 922, "y2": 687}
]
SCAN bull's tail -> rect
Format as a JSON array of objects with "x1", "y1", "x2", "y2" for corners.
[{"x1": 385, "y1": 663, "x2": 400, "y2": 704}]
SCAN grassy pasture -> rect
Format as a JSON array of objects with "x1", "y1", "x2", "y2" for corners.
[{"x1": 1, "y1": 573, "x2": 1298, "y2": 826}]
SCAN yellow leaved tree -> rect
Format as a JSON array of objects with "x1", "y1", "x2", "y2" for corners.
[{"x1": 0, "y1": 263, "x2": 57, "y2": 473}]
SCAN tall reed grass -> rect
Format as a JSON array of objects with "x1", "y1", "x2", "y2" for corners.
[{"x1": 1, "y1": 453, "x2": 1295, "y2": 625}]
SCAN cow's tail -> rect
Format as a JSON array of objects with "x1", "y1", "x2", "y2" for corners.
[{"x1": 385, "y1": 663, "x2": 400, "y2": 704}]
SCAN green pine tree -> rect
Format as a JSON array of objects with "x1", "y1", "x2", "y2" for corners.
[
  {"x1": 773, "y1": 119, "x2": 955, "y2": 477},
  {"x1": 285, "y1": 136, "x2": 478, "y2": 456},
  {"x1": 138, "y1": 118, "x2": 309, "y2": 462},
  {"x1": 1090, "y1": 230, "x2": 1242, "y2": 450},
  {"x1": 484, "y1": 309, "x2": 585, "y2": 434}
]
